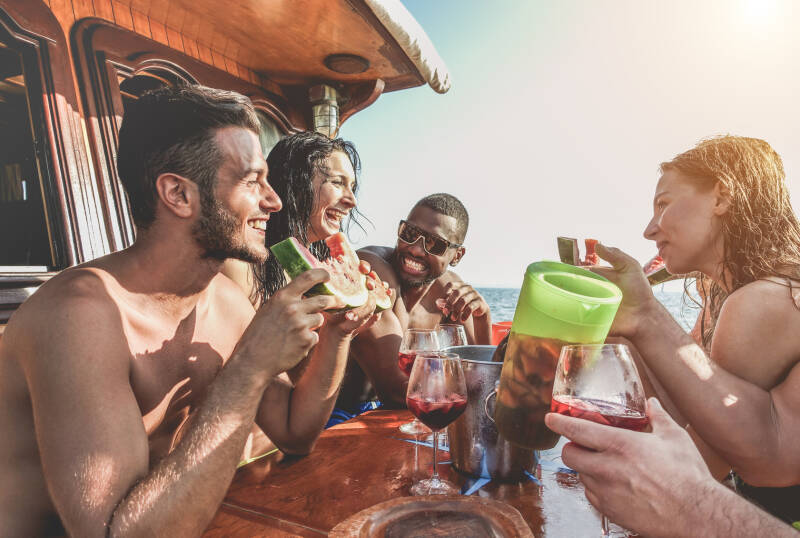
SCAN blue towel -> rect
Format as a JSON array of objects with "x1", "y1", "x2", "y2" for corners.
[{"x1": 325, "y1": 400, "x2": 382, "y2": 428}]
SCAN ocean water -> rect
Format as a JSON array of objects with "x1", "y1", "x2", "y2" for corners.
[{"x1": 478, "y1": 284, "x2": 699, "y2": 332}]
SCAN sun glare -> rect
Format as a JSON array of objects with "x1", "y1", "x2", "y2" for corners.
[{"x1": 740, "y1": 0, "x2": 780, "y2": 28}]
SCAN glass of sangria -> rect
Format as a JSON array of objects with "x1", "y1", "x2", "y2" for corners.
[
  {"x1": 436, "y1": 323, "x2": 468, "y2": 349},
  {"x1": 551, "y1": 343, "x2": 648, "y2": 537},
  {"x1": 398, "y1": 328, "x2": 440, "y2": 434},
  {"x1": 406, "y1": 351, "x2": 468, "y2": 495}
]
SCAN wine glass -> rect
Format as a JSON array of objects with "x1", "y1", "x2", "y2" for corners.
[
  {"x1": 436, "y1": 323, "x2": 468, "y2": 349},
  {"x1": 552, "y1": 344, "x2": 648, "y2": 538},
  {"x1": 406, "y1": 351, "x2": 467, "y2": 495},
  {"x1": 398, "y1": 328, "x2": 440, "y2": 435}
]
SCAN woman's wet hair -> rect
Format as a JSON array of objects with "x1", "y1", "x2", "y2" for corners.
[
  {"x1": 662, "y1": 135, "x2": 800, "y2": 347},
  {"x1": 117, "y1": 84, "x2": 260, "y2": 229},
  {"x1": 254, "y1": 131, "x2": 365, "y2": 303}
]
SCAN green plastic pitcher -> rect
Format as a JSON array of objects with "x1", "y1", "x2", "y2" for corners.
[{"x1": 494, "y1": 261, "x2": 622, "y2": 449}]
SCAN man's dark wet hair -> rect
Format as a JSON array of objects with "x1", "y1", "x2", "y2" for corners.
[
  {"x1": 412, "y1": 193, "x2": 469, "y2": 243},
  {"x1": 254, "y1": 131, "x2": 363, "y2": 303},
  {"x1": 117, "y1": 84, "x2": 260, "y2": 229}
]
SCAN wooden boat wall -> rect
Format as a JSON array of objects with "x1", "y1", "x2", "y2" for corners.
[{"x1": 0, "y1": 0, "x2": 449, "y2": 331}]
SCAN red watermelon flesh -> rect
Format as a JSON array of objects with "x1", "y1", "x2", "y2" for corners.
[
  {"x1": 583, "y1": 238, "x2": 599, "y2": 266},
  {"x1": 269, "y1": 233, "x2": 368, "y2": 308}
]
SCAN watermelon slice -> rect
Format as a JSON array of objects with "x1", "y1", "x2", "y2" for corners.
[
  {"x1": 366, "y1": 270, "x2": 392, "y2": 312},
  {"x1": 269, "y1": 232, "x2": 369, "y2": 308},
  {"x1": 643, "y1": 254, "x2": 672, "y2": 285},
  {"x1": 583, "y1": 238, "x2": 599, "y2": 266}
]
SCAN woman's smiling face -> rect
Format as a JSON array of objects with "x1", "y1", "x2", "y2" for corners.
[{"x1": 306, "y1": 150, "x2": 357, "y2": 243}]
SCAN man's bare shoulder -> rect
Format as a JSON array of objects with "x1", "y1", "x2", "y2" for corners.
[
  {"x1": 12, "y1": 266, "x2": 120, "y2": 325},
  {"x1": 712, "y1": 279, "x2": 800, "y2": 388},
  {"x1": 357, "y1": 246, "x2": 399, "y2": 284},
  {"x1": 4, "y1": 266, "x2": 128, "y2": 371},
  {"x1": 358, "y1": 246, "x2": 393, "y2": 265}
]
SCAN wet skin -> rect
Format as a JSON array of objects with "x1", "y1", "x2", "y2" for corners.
[
  {"x1": 0, "y1": 126, "x2": 373, "y2": 536},
  {"x1": 340, "y1": 205, "x2": 492, "y2": 409},
  {"x1": 591, "y1": 167, "x2": 800, "y2": 487}
]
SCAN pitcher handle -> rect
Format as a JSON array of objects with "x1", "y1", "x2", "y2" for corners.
[{"x1": 484, "y1": 384, "x2": 499, "y2": 423}]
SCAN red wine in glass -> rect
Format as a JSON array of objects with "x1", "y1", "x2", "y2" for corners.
[
  {"x1": 398, "y1": 329, "x2": 440, "y2": 435},
  {"x1": 406, "y1": 394, "x2": 467, "y2": 431},
  {"x1": 551, "y1": 395, "x2": 649, "y2": 432},
  {"x1": 553, "y1": 343, "x2": 648, "y2": 537},
  {"x1": 406, "y1": 352, "x2": 468, "y2": 496}
]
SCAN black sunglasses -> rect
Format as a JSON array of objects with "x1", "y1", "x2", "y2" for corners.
[{"x1": 397, "y1": 220, "x2": 462, "y2": 256}]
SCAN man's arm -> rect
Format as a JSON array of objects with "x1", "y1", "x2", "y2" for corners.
[
  {"x1": 545, "y1": 399, "x2": 797, "y2": 538},
  {"x1": 593, "y1": 244, "x2": 800, "y2": 486},
  {"x1": 25, "y1": 270, "x2": 336, "y2": 537}
]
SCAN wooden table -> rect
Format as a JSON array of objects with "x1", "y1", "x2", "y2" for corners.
[{"x1": 203, "y1": 410, "x2": 602, "y2": 537}]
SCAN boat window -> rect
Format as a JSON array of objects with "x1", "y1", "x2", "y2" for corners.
[
  {"x1": 256, "y1": 110, "x2": 283, "y2": 156},
  {"x1": 0, "y1": 42, "x2": 52, "y2": 270},
  {"x1": 119, "y1": 70, "x2": 177, "y2": 110}
]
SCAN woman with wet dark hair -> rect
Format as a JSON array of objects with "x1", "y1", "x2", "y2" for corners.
[{"x1": 223, "y1": 131, "x2": 368, "y2": 305}]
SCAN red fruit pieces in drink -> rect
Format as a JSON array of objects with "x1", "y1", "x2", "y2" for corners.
[
  {"x1": 406, "y1": 394, "x2": 467, "y2": 431},
  {"x1": 397, "y1": 352, "x2": 416, "y2": 376},
  {"x1": 551, "y1": 396, "x2": 649, "y2": 431}
]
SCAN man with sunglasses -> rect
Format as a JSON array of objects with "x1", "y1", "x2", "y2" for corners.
[{"x1": 338, "y1": 193, "x2": 492, "y2": 408}]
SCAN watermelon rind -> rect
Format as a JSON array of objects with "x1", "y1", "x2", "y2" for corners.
[
  {"x1": 646, "y1": 266, "x2": 674, "y2": 286},
  {"x1": 557, "y1": 236, "x2": 580, "y2": 265},
  {"x1": 270, "y1": 237, "x2": 368, "y2": 308}
]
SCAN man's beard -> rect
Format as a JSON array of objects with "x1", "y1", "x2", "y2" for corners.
[{"x1": 192, "y1": 193, "x2": 265, "y2": 264}]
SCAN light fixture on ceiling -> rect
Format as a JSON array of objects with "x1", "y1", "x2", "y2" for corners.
[{"x1": 324, "y1": 53, "x2": 369, "y2": 75}]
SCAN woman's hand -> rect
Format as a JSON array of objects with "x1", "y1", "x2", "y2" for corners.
[
  {"x1": 322, "y1": 259, "x2": 380, "y2": 337},
  {"x1": 589, "y1": 243, "x2": 662, "y2": 339}
]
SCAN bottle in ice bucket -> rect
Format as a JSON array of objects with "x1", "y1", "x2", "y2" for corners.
[{"x1": 494, "y1": 261, "x2": 622, "y2": 449}]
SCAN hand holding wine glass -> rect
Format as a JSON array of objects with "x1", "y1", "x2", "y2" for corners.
[
  {"x1": 551, "y1": 343, "x2": 648, "y2": 537},
  {"x1": 406, "y1": 352, "x2": 467, "y2": 495}
]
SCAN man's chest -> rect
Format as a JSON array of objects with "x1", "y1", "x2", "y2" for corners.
[
  {"x1": 403, "y1": 294, "x2": 447, "y2": 331},
  {"x1": 123, "y1": 317, "x2": 240, "y2": 436}
]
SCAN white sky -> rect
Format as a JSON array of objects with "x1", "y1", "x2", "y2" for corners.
[{"x1": 340, "y1": 0, "x2": 800, "y2": 287}]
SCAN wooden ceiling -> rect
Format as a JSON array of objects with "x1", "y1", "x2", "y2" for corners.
[{"x1": 122, "y1": 0, "x2": 424, "y2": 92}]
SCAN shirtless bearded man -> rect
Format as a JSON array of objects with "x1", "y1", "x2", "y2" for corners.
[
  {"x1": 0, "y1": 85, "x2": 375, "y2": 536},
  {"x1": 340, "y1": 193, "x2": 492, "y2": 408}
]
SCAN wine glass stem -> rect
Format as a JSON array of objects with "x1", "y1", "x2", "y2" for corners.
[
  {"x1": 601, "y1": 514, "x2": 610, "y2": 537},
  {"x1": 431, "y1": 430, "x2": 439, "y2": 480}
]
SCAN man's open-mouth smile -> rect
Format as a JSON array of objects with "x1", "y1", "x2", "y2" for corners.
[
  {"x1": 400, "y1": 254, "x2": 428, "y2": 276},
  {"x1": 247, "y1": 217, "x2": 269, "y2": 233}
]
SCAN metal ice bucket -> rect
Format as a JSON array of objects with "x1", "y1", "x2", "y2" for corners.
[{"x1": 445, "y1": 345, "x2": 538, "y2": 481}]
